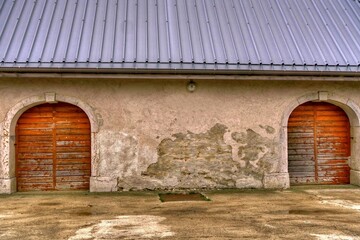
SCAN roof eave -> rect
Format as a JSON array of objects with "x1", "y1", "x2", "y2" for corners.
[{"x1": 0, "y1": 65, "x2": 360, "y2": 78}]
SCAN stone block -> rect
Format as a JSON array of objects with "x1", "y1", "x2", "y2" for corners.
[
  {"x1": 0, "y1": 178, "x2": 16, "y2": 194},
  {"x1": 350, "y1": 170, "x2": 360, "y2": 186},
  {"x1": 263, "y1": 173, "x2": 289, "y2": 189},
  {"x1": 45, "y1": 92, "x2": 57, "y2": 103},
  {"x1": 318, "y1": 91, "x2": 328, "y2": 101},
  {"x1": 90, "y1": 177, "x2": 117, "y2": 192}
]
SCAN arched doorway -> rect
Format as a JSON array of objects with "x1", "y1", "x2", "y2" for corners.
[
  {"x1": 15, "y1": 103, "x2": 91, "y2": 191},
  {"x1": 288, "y1": 102, "x2": 350, "y2": 185}
]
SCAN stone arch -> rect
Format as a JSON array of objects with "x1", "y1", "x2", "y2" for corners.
[
  {"x1": 0, "y1": 93, "x2": 100, "y2": 193},
  {"x1": 280, "y1": 91, "x2": 360, "y2": 187}
]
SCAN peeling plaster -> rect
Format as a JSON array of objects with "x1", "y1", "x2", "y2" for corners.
[
  {"x1": 144, "y1": 124, "x2": 276, "y2": 189},
  {"x1": 97, "y1": 131, "x2": 162, "y2": 191},
  {"x1": 259, "y1": 125, "x2": 276, "y2": 134},
  {"x1": 232, "y1": 129, "x2": 274, "y2": 172}
]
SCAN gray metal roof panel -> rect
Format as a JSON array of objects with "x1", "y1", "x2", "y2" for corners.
[{"x1": 0, "y1": 0, "x2": 359, "y2": 73}]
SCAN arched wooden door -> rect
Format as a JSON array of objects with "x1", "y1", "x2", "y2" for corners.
[
  {"x1": 288, "y1": 102, "x2": 350, "y2": 185},
  {"x1": 16, "y1": 103, "x2": 91, "y2": 191}
]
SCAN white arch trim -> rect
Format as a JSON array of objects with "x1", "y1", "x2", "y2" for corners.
[
  {"x1": 281, "y1": 91, "x2": 360, "y2": 128},
  {"x1": 280, "y1": 91, "x2": 360, "y2": 187},
  {"x1": 0, "y1": 93, "x2": 100, "y2": 193}
]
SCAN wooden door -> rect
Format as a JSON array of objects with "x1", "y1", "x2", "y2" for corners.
[
  {"x1": 288, "y1": 102, "x2": 350, "y2": 185},
  {"x1": 16, "y1": 103, "x2": 91, "y2": 191}
]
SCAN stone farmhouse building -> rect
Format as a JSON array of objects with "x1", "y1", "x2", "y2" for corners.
[{"x1": 0, "y1": 0, "x2": 359, "y2": 193}]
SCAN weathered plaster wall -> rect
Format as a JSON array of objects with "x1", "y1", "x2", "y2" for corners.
[
  {"x1": 1, "y1": 77, "x2": 360, "y2": 192},
  {"x1": 144, "y1": 123, "x2": 275, "y2": 189}
]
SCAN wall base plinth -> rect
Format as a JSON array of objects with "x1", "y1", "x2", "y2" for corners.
[
  {"x1": 263, "y1": 173, "x2": 289, "y2": 189},
  {"x1": 350, "y1": 170, "x2": 360, "y2": 186},
  {"x1": 90, "y1": 177, "x2": 117, "y2": 192},
  {"x1": 0, "y1": 178, "x2": 16, "y2": 194}
]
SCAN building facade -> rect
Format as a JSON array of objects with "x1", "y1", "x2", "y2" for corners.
[{"x1": 0, "y1": 0, "x2": 359, "y2": 193}]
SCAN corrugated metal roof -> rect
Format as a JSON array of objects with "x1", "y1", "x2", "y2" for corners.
[{"x1": 0, "y1": 0, "x2": 359, "y2": 74}]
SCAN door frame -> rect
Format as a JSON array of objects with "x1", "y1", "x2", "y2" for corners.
[
  {"x1": 0, "y1": 93, "x2": 100, "y2": 193},
  {"x1": 281, "y1": 91, "x2": 360, "y2": 187}
]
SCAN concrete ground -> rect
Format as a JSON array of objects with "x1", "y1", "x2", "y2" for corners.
[{"x1": 1, "y1": 186, "x2": 360, "y2": 240}]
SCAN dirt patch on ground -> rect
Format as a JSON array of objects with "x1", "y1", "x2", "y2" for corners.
[{"x1": 159, "y1": 192, "x2": 210, "y2": 202}]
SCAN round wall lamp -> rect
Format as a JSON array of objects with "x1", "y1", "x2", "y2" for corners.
[{"x1": 186, "y1": 80, "x2": 197, "y2": 92}]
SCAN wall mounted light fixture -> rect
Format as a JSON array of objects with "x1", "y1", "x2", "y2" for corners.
[{"x1": 186, "y1": 80, "x2": 196, "y2": 92}]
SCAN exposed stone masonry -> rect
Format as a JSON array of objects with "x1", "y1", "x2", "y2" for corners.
[{"x1": 144, "y1": 124, "x2": 276, "y2": 189}]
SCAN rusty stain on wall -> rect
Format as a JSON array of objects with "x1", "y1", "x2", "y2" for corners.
[{"x1": 144, "y1": 124, "x2": 275, "y2": 189}]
